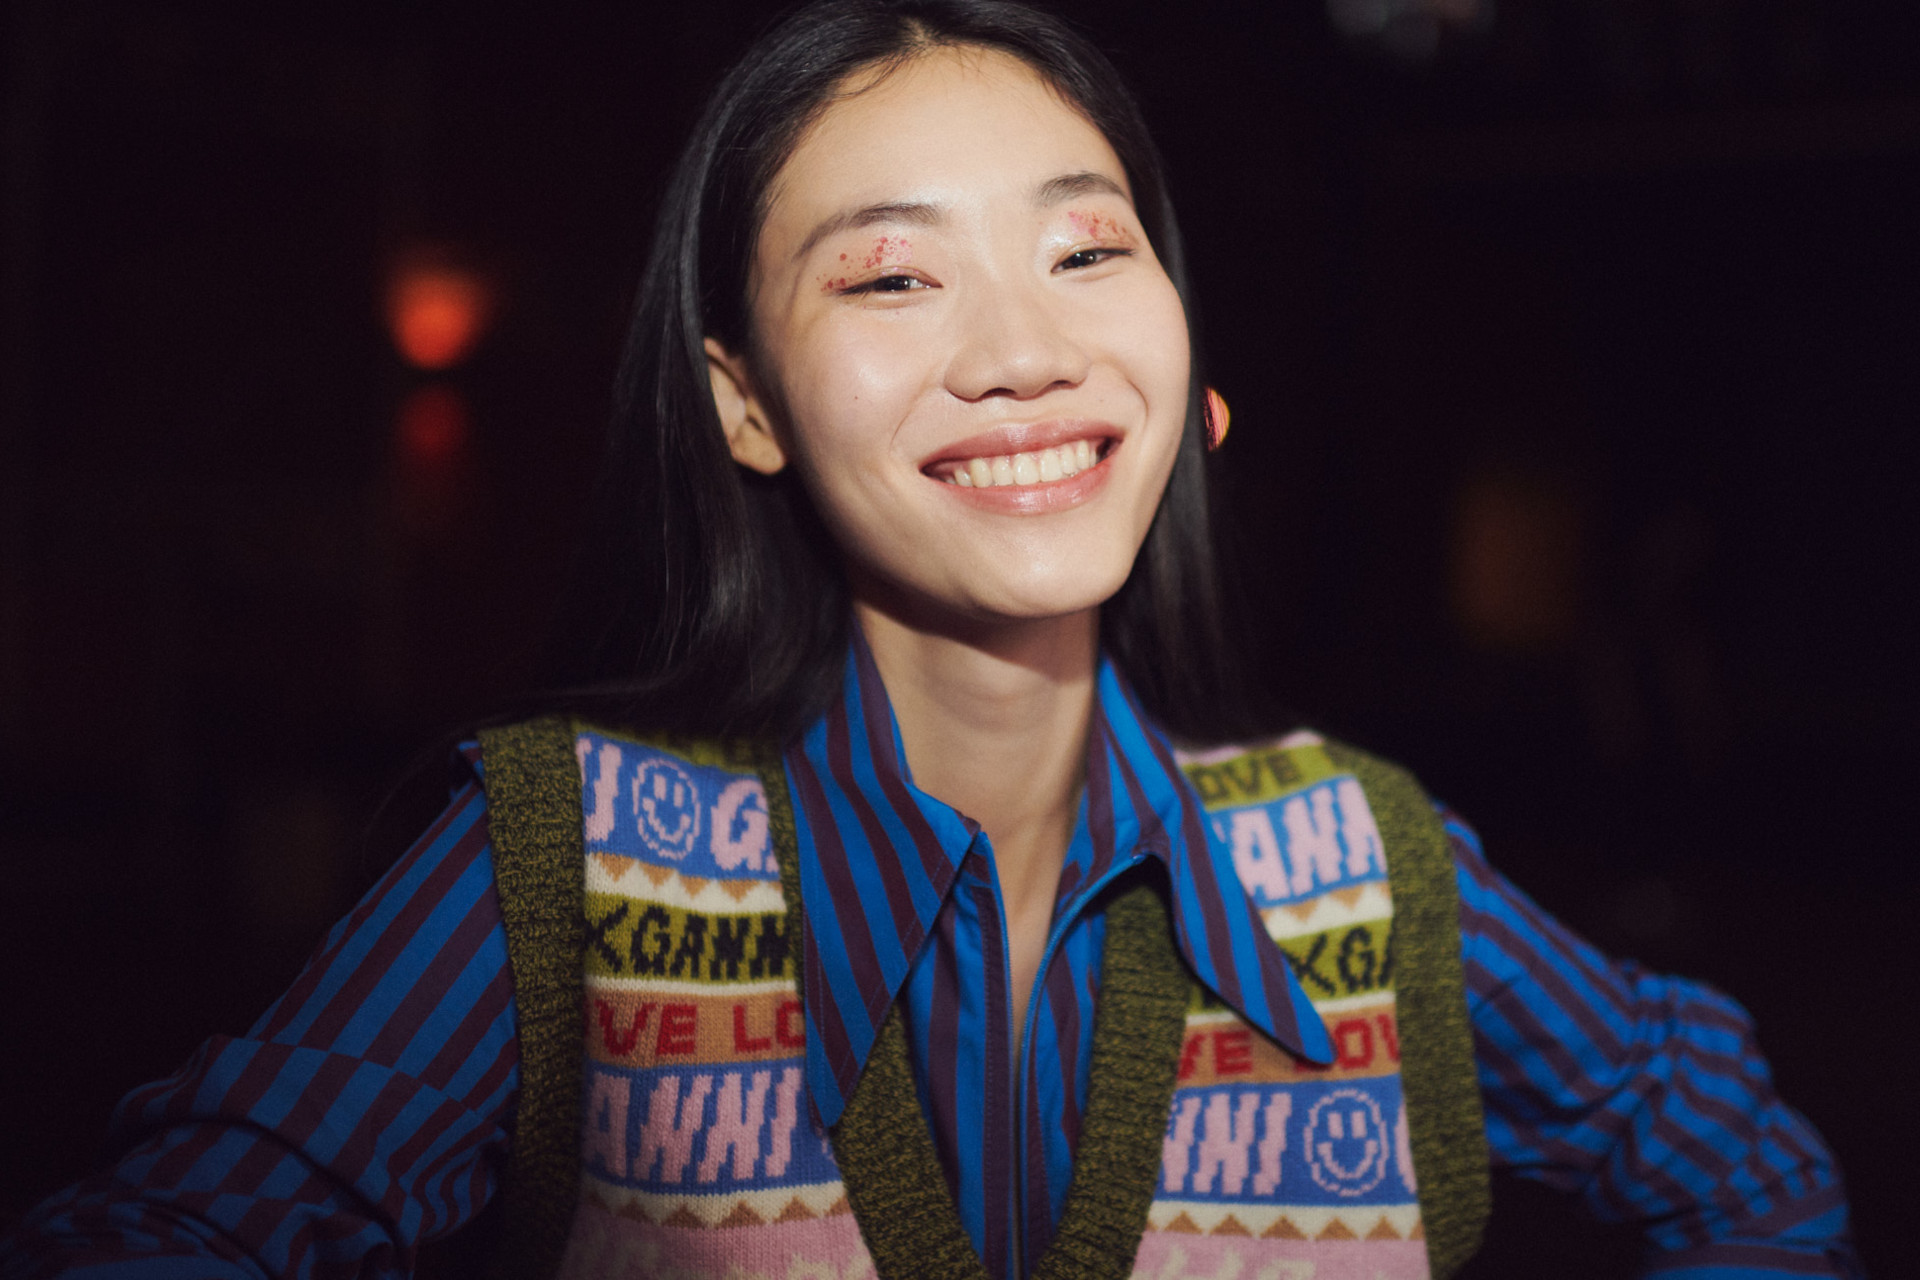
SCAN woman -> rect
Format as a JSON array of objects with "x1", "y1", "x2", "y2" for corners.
[{"x1": 0, "y1": 2, "x2": 1856, "y2": 1278}]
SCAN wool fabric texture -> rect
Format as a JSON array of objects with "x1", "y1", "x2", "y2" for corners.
[
  {"x1": 475, "y1": 717, "x2": 590, "y2": 1280},
  {"x1": 1327, "y1": 743, "x2": 1488, "y2": 1276},
  {"x1": 479, "y1": 719, "x2": 1488, "y2": 1279}
]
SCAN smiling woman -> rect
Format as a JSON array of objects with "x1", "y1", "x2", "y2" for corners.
[
  {"x1": 713, "y1": 47, "x2": 1188, "y2": 629},
  {"x1": 0, "y1": 3, "x2": 1860, "y2": 1280},
  {"x1": 545, "y1": 0, "x2": 1238, "y2": 758}
]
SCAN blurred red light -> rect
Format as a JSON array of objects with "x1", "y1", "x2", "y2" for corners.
[
  {"x1": 396, "y1": 384, "x2": 470, "y2": 466},
  {"x1": 387, "y1": 266, "x2": 491, "y2": 370}
]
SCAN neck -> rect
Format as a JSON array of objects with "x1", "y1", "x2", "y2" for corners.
[{"x1": 851, "y1": 597, "x2": 1098, "y2": 914}]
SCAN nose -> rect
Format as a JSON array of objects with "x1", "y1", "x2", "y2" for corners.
[{"x1": 942, "y1": 275, "x2": 1091, "y2": 403}]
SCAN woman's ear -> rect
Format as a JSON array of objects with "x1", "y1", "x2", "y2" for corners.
[{"x1": 705, "y1": 337, "x2": 787, "y2": 475}]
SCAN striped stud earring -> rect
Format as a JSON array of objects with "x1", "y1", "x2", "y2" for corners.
[{"x1": 1203, "y1": 387, "x2": 1231, "y2": 451}]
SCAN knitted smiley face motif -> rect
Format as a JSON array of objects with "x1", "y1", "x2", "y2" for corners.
[{"x1": 634, "y1": 758, "x2": 702, "y2": 862}]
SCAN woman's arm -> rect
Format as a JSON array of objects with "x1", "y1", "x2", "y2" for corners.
[
  {"x1": 1449, "y1": 813, "x2": 1859, "y2": 1278},
  {"x1": 0, "y1": 778, "x2": 519, "y2": 1279}
]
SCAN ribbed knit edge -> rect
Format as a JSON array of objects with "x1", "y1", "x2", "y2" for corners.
[
  {"x1": 832, "y1": 1012, "x2": 1000, "y2": 1280},
  {"x1": 1325, "y1": 741, "x2": 1490, "y2": 1279},
  {"x1": 1032, "y1": 877, "x2": 1190, "y2": 1280},
  {"x1": 476, "y1": 716, "x2": 588, "y2": 1280}
]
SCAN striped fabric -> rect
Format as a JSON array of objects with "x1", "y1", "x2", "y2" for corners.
[
  {"x1": 1449, "y1": 817, "x2": 1858, "y2": 1276},
  {"x1": 0, "y1": 687, "x2": 1859, "y2": 1277},
  {"x1": 0, "y1": 762, "x2": 518, "y2": 1278},
  {"x1": 782, "y1": 638, "x2": 1332, "y2": 1277}
]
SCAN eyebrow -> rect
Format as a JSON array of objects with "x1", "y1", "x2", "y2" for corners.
[
  {"x1": 790, "y1": 171, "x2": 1133, "y2": 263},
  {"x1": 793, "y1": 201, "x2": 946, "y2": 262},
  {"x1": 1034, "y1": 170, "x2": 1130, "y2": 206}
]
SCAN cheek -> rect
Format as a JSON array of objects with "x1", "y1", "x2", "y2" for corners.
[
  {"x1": 1108, "y1": 279, "x2": 1191, "y2": 501},
  {"x1": 777, "y1": 321, "x2": 929, "y2": 470},
  {"x1": 1113, "y1": 277, "x2": 1192, "y2": 398}
]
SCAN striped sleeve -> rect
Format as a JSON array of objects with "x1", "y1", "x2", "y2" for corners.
[
  {"x1": 1447, "y1": 811, "x2": 1861, "y2": 1278},
  {"x1": 0, "y1": 779, "x2": 519, "y2": 1280}
]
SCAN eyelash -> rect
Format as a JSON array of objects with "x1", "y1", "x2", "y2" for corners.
[
  {"x1": 840, "y1": 246, "x2": 1131, "y2": 294},
  {"x1": 843, "y1": 274, "x2": 928, "y2": 295},
  {"x1": 1057, "y1": 247, "x2": 1130, "y2": 271}
]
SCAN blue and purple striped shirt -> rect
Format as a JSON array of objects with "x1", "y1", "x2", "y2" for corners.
[
  {"x1": 784, "y1": 640, "x2": 1330, "y2": 1276},
  {"x1": 0, "y1": 647, "x2": 1858, "y2": 1278}
]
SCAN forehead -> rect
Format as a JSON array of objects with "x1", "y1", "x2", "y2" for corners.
[{"x1": 761, "y1": 46, "x2": 1131, "y2": 246}]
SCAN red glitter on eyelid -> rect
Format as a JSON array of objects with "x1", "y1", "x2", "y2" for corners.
[
  {"x1": 1067, "y1": 209, "x2": 1128, "y2": 242},
  {"x1": 819, "y1": 236, "x2": 916, "y2": 292},
  {"x1": 861, "y1": 235, "x2": 912, "y2": 268}
]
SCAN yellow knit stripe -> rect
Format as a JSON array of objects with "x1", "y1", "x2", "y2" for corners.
[
  {"x1": 1278, "y1": 917, "x2": 1395, "y2": 1003},
  {"x1": 1180, "y1": 741, "x2": 1344, "y2": 811},
  {"x1": 584, "y1": 891, "x2": 796, "y2": 984},
  {"x1": 1186, "y1": 916, "x2": 1396, "y2": 1012}
]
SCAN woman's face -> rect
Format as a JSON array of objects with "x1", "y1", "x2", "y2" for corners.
[{"x1": 734, "y1": 46, "x2": 1191, "y2": 629}]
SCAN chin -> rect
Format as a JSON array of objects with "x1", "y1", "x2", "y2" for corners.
[
  {"x1": 954, "y1": 558, "x2": 1135, "y2": 625},
  {"x1": 855, "y1": 533, "x2": 1144, "y2": 632}
]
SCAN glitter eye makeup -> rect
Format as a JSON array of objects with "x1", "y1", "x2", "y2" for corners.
[
  {"x1": 820, "y1": 236, "x2": 917, "y2": 293},
  {"x1": 1066, "y1": 209, "x2": 1129, "y2": 243},
  {"x1": 860, "y1": 235, "x2": 911, "y2": 268}
]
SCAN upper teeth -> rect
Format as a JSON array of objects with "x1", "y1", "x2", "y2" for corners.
[{"x1": 947, "y1": 439, "x2": 1097, "y2": 487}]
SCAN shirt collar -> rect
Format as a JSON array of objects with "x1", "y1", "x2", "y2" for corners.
[{"x1": 782, "y1": 633, "x2": 1332, "y2": 1127}]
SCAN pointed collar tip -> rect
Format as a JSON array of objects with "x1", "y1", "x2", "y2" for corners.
[{"x1": 1292, "y1": 1009, "x2": 1336, "y2": 1067}]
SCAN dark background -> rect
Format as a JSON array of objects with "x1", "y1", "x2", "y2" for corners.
[{"x1": 2, "y1": 0, "x2": 1912, "y2": 1274}]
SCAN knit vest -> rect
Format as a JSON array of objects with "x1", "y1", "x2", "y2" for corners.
[{"x1": 474, "y1": 718, "x2": 1488, "y2": 1280}]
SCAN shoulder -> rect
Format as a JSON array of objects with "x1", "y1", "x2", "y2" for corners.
[
  {"x1": 478, "y1": 720, "x2": 780, "y2": 884},
  {"x1": 1173, "y1": 729, "x2": 1426, "y2": 810},
  {"x1": 471, "y1": 717, "x2": 767, "y2": 796},
  {"x1": 1172, "y1": 729, "x2": 1440, "y2": 836},
  {"x1": 1174, "y1": 730, "x2": 1480, "y2": 910}
]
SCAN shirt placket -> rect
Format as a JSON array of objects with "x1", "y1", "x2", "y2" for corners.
[
  {"x1": 1008, "y1": 846, "x2": 1153, "y2": 1279},
  {"x1": 948, "y1": 835, "x2": 1021, "y2": 1280}
]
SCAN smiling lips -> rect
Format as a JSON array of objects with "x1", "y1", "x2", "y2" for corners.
[
  {"x1": 920, "y1": 420, "x2": 1118, "y2": 496},
  {"x1": 919, "y1": 429, "x2": 1118, "y2": 514},
  {"x1": 935, "y1": 438, "x2": 1100, "y2": 488}
]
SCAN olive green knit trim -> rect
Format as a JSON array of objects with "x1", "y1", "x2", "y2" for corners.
[
  {"x1": 476, "y1": 716, "x2": 589, "y2": 1280},
  {"x1": 832, "y1": 1012, "x2": 998, "y2": 1280},
  {"x1": 1325, "y1": 741, "x2": 1489, "y2": 1279},
  {"x1": 1031, "y1": 879, "x2": 1191, "y2": 1280}
]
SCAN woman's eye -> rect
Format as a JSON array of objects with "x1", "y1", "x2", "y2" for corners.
[
  {"x1": 1057, "y1": 247, "x2": 1129, "y2": 272},
  {"x1": 846, "y1": 273, "x2": 928, "y2": 294}
]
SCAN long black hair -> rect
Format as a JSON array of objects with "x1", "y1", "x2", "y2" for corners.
[{"x1": 544, "y1": 0, "x2": 1258, "y2": 744}]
